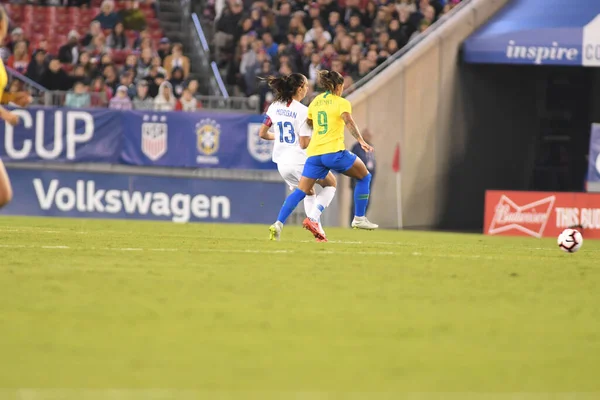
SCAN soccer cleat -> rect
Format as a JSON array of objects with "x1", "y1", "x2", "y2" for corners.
[
  {"x1": 316, "y1": 232, "x2": 328, "y2": 243},
  {"x1": 269, "y1": 222, "x2": 282, "y2": 241},
  {"x1": 303, "y1": 217, "x2": 326, "y2": 241},
  {"x1": 351, "y1": 216, "x2": 379, "y2": 230}
]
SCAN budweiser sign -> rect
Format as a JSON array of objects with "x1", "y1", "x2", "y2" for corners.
[
  {"x1": 488, "y1": 195, "x2": 555, "y2": 238},
  {"x1": 484, "y1": 191, "x2": 600, "y2": 238}
]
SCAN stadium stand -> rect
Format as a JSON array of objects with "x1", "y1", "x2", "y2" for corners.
[
  {"x1": 208, "y1": 0, "x2": 463, "y2": 109},
  {"x1": 0, "y1": 0, "x2": 202, "y2": 111}
]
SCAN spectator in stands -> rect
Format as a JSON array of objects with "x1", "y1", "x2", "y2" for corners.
[
  {"x1": 169, "y1": 67, "x2": 185, "y2": 98},
  {"x1": 86, "y1": 34, "x2": 109, "y2": 58},
  {"x1": 59, "y1": 30, "x2": 81, "y2": 65},
  {"x1": 26, "y1": 49, "x2": 47, "y2": 84},
  {"x1": 154, "y1": 81, "x2": 176, "y2": 111},
  {"x1": 6, "y1": 40, "x2": 29, "y2": 74},
  {"x1": 73, "y1": 65, "x2": 88, "y2": 80},
  {"x1": 124, "y1": 54, "x2": 138, "y2": 75},
  {"x1": 186, "y1": 79, "x2": 199, "y2": 96},
  {"x1": 163, "y1": 43, "x2": 190, "y2": 79},
  {"x1": 41, "y1": 58, "x2": 73, "y2": 91},
  {"x1": 132, "y1": 28, "x2": 150, "y2": 50},
  {"x1": 136, "y1": 47, "x2": 153, "y2": 78},
  {"x1": 7, "y1": 27, "x2": 27, "y2": 54},
  {"x1": 262, "y1": 32, "x2": 278, "y2": 59},
  {"x1": 214, "y1": 0, "x2": 245, "y2": 60},
  {"x1": 65, "y1": 81, "x2": 91, "y2": 109},
  {"x1": 118, "y1": 70, "x2": 136, "y2": 99},
  {"x1": 77, "y1": 52, "x2": 97, "y2": 80},
  {"x1": 91, "y1": 75, "x2": 112, "y2": 106},
  {"x1": 119, "y1": 0, "x2": 147, "y2": 31},
  {"x1": 157, "y1": 37, "x2": 171, "y2": 62},
  {"x1": 109, "y1": 85, "x2": 133, "y2": 110},
  {"x1": 103, "y1": 64, "x2": 119, "y2": 91},
  {"x1": 94, "y1": 0, "x2": 121, "y2": 30},
  {"x1": 107, "y1": 22, "x2": 128, "y2": 50},
  {"x1": 81, "y1": 21, "x2": 102, "y2": 48},
  {"x1": 176, "y1": 88, "x2": 199, "y2": 111},
  {"x1": 132, "y1": 80, "x2": 154, "y2": 110},
  {"x1": 144, "y1": 68, "x2": 159, "y2": 97},
  {"x1": 275, "y1": 2, "x2": 292, "y2": 40},
  {"x1": 152, "y1": 56, "x2": 168, "y2": 77}
]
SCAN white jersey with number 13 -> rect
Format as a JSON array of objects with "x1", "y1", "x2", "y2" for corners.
[{"x1": 264, "y1": 100, "x2": 312, "y2": 165}]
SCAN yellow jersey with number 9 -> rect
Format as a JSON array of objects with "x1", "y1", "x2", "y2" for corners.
[{"x1": 306, "y1": 91, "x2": 352, "y2": 157}]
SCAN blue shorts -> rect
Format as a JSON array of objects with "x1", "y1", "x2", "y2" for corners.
[{"x1": 303, "y1": 150, "x2": 357, "y2": 180}]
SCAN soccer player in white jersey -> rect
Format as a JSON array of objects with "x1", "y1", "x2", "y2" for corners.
[{"x1": 258, "y1": 73, "x2": 337, "y2": 242}]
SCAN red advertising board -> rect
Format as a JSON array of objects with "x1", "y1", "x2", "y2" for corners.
[{"x1": 484, "y1": 190, "x2": 600, "y2": 239}]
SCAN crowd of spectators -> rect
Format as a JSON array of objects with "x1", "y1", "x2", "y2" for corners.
[
  {"x1": 1, "y1": 0, "x2": 202, "y2": 112},
  {"x1": 212, "y1": 0, "x2": 463, "y2": 107}
]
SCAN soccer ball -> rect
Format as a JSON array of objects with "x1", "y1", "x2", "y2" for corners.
[{"x1": 557, "y1": 228, "x2": 583, "y2": 253}]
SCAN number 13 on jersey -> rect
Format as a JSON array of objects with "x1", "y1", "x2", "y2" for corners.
[{"x1": 277, "y1": 121, "x2": 296, "y2": 143}]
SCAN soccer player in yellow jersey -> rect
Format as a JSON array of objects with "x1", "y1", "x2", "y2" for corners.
[
  {"x1": 269, "y1": 70, "x2": 378, "y2": 241},
  {"x1": 0, "y1": 5, "x2": 22, "y2": 209}
]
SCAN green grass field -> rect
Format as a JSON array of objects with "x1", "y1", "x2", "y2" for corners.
[{"x1": 1, "y1": 216, "x2": 599, "y2": 398}]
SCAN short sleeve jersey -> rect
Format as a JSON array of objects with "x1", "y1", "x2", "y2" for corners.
[
  {"x1": 306, "y1": 91, "x2": 351, "y2": 157},
  {"x1": 264, "y1": 100, "x2": 309, "y2": 165}
]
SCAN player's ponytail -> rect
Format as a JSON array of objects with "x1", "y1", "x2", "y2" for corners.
[
  {"x1": 265, "y1": 73, "x2": 306, "y2": 103},
  {"x1": 317, "y1": 69, "x2": 344, "y2": 94}
]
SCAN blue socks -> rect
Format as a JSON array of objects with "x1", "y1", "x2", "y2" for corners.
[
  {"x1": 354, "y1": 173, "x2": 372, "y2": 217},
  {"x1": 277, "y1": 188, "x2": 307, "y2": 224}
]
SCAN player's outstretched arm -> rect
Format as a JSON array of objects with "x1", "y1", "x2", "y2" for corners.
[
  {"x1": 341, "y1": 112, "x2": 373, "y2": 153},
  {"x1": 258, "y1": 124, "x2": 275, "y2": 141},
  {"x1": 299, "y1": 118, "x2": 313, "y2": 149},
  {"x1": 0, "y1": 105, "x2": 19, "y2": 126}
]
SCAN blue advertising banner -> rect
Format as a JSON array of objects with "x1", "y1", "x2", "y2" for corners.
[
  {"x1": 120, "y1": 111, "x2": 275, "y2": 169},
  {"x1": 0, "y1": 107, "x2": 277, "y2": 170},
  {"x1": 587, "y1": 123, "x2": 600, "y2": 187},
  {"x1": 462, "y1": 0, "x2": 600, "y2": 67},
  {"x1": 0, "y1": 107, "x2": 122, "y2": 163},
  {"x1": 3, "y1": 168, "x2": 285, "y2": 224}
]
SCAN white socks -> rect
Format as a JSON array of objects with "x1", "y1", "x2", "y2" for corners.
[
  {"x1": 304, "y1": 195, "x2": 323, "y2": 232},
  {"x1": 308, "y1": 186, "x2": 337, "y2": 224}
]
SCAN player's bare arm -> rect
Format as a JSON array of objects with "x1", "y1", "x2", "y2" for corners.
[
  {"x1": 0, "y1": 105, "x2": 19, "y2": 126},
  {"x1": 341, "y1": 112, "x2": 373, "y2": 153},
  {"x1": 258, "y1": 124, "x2": 275, "y2": 141},
  {"x1": 299, "y1": 136, "x2": 310, "y2": 149}
]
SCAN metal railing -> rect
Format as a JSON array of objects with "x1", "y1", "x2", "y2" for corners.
[
  {"x1": 43, "y1": 91, "x2": 109, "y2": 108},
  {"x1": 5, "y1": 67, "x2": 47, "y2": 106},
  {"x1": 18, "y1": 90, "x2": 258, "y2": 112},
  {"x1": 191, "y1": 12, "x2": 228, "y2": 98},
  {"x1": 344, "y1": 0, "x2": 473, "y2": 96}
]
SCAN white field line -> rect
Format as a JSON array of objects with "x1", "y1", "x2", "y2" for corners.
[
  {"x1": 0, "y1": 243, "x2": 527, "y2": 259},
  {"x1": 0, "y1": 243, "x2": 398, "y2": 256}
]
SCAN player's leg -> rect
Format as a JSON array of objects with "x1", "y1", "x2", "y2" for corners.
[
  {"x1": 271, "y1": 164, "x2": 314, "y2": 241},
  {"x1": 270, "y1": 158, "x2": 323, "y2": 241},
  {"x1": 332, "y1": 151, "x2": 378, "y2": 230},
  {"x1": 0, "y1": 160, "x2": 13, "y2": 208},
  {"x1": 308, "y1": 172, "x2": 337, "y2": 232}
]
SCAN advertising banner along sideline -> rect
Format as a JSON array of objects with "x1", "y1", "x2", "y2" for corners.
[{"x1": 484, "y1": 190, "x2": 600, "y2": 238}]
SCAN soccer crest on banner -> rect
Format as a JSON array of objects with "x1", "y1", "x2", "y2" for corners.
[
  {"x1": 196, "y1": 119, "x2": 220, "y2": 164},
  {"x1": 141, "y1": 115, "x2": 168, "y2": 161},
  {"x1": 247, "y1": 122, "x2": 273, "y2": 162}
]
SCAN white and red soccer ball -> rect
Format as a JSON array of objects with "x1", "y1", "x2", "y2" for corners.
[{"x1": 557, "y1": 228, "x2": 583, "y2": 253}]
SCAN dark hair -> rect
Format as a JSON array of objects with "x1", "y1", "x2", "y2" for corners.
[
  {"x1": 317, "y1": 69, "x2": 344, "y2": 93},
  {"x1": 265, "y1": 73, "x2": 306, "y2": 103}
]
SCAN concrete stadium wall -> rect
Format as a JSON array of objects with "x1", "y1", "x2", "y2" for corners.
[{"x1": 343, "y1": 0, "x2": 512, "y2": 229}]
